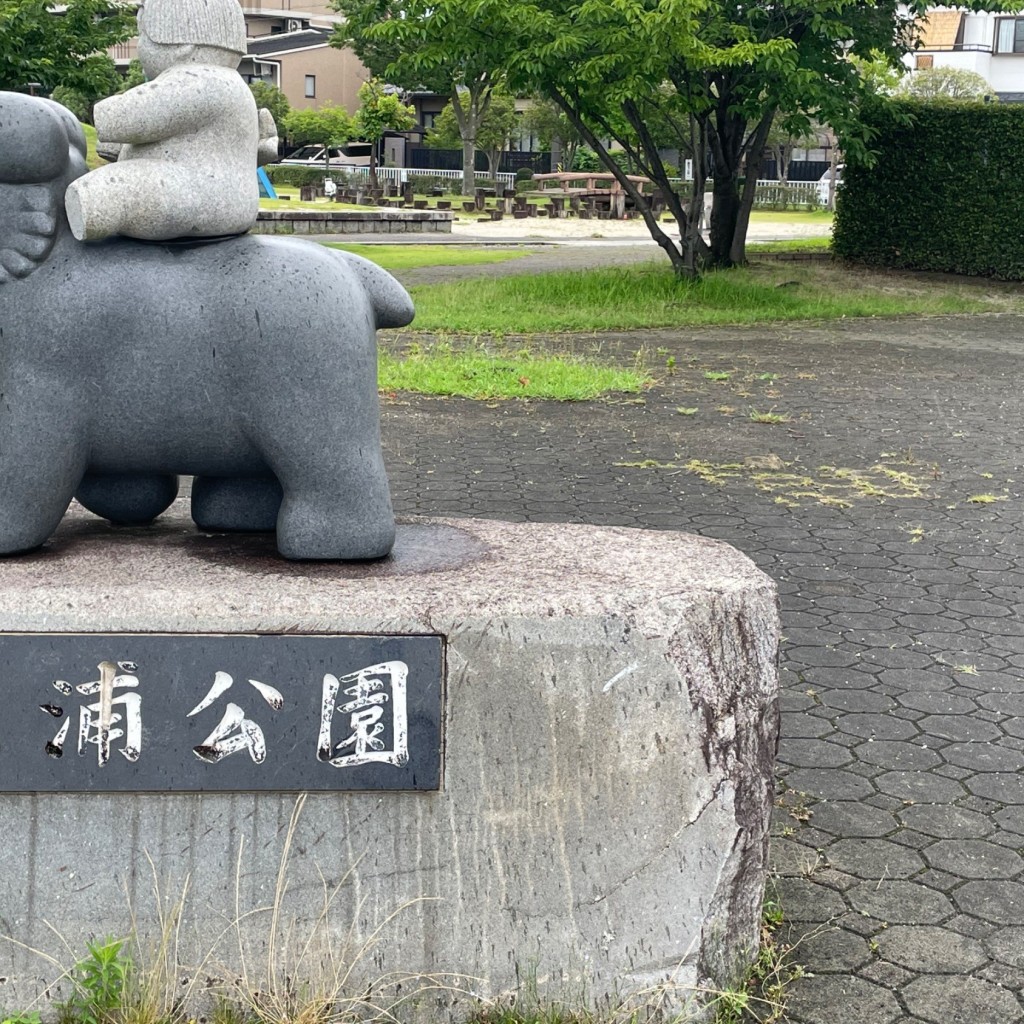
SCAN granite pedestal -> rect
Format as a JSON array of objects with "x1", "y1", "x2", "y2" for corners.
[{"x1": 0, "y1": 507, "x2": 779, "y2": 1019}]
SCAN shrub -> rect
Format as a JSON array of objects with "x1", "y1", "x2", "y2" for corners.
[
  {"x1": 515, "y1": 166, "x2": 535, "y2": 182},
  {"x1": 50, "y1": 86, "x2": 91, "y2": 123},
  {"x1": 833, "y1": 99, "x2": 1024, "y2": 279},
  {"x1": 265, "y1": 165, "x2": 332, "y2": 188},
  {"x1": 572, "y1": 146, "x2": 600, "y2": 172},
  {"x1": 404, "y1": 173, "x2": 448, "y2": 193}
]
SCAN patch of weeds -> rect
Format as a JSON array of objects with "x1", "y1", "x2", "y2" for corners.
[
  {"x1": 748, "y1": 408, "x2": 792, "y2": 425},
  {"x1": 2, "y1": 1014, "x2": 42, "y2": 1024},
  {"x1": 704, "y1": 371, "x2": 732, "y2": 381},
  {"x1": 705, "y1": 893, "x2": 804, "y2": 1024},
  {"x1": 904, "y1": 525, "x2": 925, "y2": 544},
  {"x1": 623, "y1": 456, "x2": 931, "y2": 509},
  {"x1": 967, "y1": 493, "x2": 1007, "y2": 504},
  {"x1": 676, "y1": 407, "x2": 699, "y2": 416},
  {"x1": 953, "y1": 663, "x2": 978, "y2": 675},
  {"x1": 614, "y1": 459, "x2": 681, "y2": 470},
  {"x1": 57, "y1": 938, "x2": 131, "y2": 1024}
]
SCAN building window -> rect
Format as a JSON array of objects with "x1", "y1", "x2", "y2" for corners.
[
  {"x1": 915, "y1": 54, "x2": 934, "y2": 69},
  {"x1": 305, "y1": 75, "x2": 316, "y2": 98},
  {"x1": 421, "y1": 111, "x2": 436, "y2": 131},
  {"x1": 995, "y1": 17, "x2": 1024, "y2": 53}
]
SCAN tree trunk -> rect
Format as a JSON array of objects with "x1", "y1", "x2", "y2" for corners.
[
  {"x1": 461, "y1": 136, "x2": 476, "y2": 195},
  {"x1": 729, "y1": 110, "x2": 774, "y2": 266},
  {"x1": 550, "y1": 89, "x2": 692, "y2": 278},
  {"x1": 709, "y1": 173, "x2": 740, "y2": 267},
  {"x1": 368, "y1": 145, "x2": 379, "y2": 190}
]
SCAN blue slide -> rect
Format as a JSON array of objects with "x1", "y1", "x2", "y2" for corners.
[{"x1": 257, "y1": 166, "x2": 278, "y2": 200}]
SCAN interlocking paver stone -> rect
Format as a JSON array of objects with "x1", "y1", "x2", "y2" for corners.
[
  {"x1": 875, "y1": 771, "x2": 967, "y2": 802},
  {"x1": 379, "y1": 300, "x2": 1024, "y2": 1021},
  {"x1": 902, "y1": 975, "x2": 1023, "y2": 1023},
  {"x1": 811, "y1": 802, "x2": 898, "y2": 838},
  {"x1": 825, "y1": 839, "x2": 924, "y2": 879},
  {"x1": 897, "y1": 805, "x2": 993, "y2": 839},
  {"x1": 793, "y1": 926, "x2": 872, "y2": 971},
  {"x1": 873, "y1": 925, "x2": 987, "y2": 972},
  {"x1": 986, "y1": 927, "x2": 1024, "y2": 968},
  {"x1": 786, "y1": 976, "x2": 902, "y2": 1024},
  {"x1": 955, "y1": 882, "x2": 1024, "y2": 925},
  {"x1": 924, "y1": 840, "x2": 1024, "y2": 879}
]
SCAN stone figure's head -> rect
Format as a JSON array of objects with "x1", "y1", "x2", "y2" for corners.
[
  {"x1": 137, "y1": 0, "x2": 247, "y2": 76},
  {"x1": 0, "y1": 92, "x2": 87, "y2": 283}
]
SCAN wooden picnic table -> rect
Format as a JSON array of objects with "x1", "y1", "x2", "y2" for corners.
[{"x1": 528, "y1": 171, "x2": 652, "y2": 217}]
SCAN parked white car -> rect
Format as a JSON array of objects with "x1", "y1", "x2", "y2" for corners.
[
  {"x1": 280, "y1": 142, "x2": 373, "y2": 169},
  {"x1": 817, "y1": 165, "x2": 844, "y2": 205}
]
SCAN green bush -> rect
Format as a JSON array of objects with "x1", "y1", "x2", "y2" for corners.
[
  {"x1": 266, "y1": 165, "x2": 347, "y2": 188},
  {"x1": 50, "y1": 86, "x2": 91, "y2": 123},
  {"x1": 833, "y1": 99, "x2": 1024, "y2": 279},
  {"x1": 405, "y1": 173, "x2": 448, "y2": 193},
  {"x1": 515, "y1": 166, "x2": 536, "y2": 182}
]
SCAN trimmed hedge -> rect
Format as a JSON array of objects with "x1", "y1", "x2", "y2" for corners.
[
  {"x1": 833, "y1": 100, "x2": 1024, "y2": 279},
  {"x1": 266, "y1": 165, "x2": 354, "y2": 188}
]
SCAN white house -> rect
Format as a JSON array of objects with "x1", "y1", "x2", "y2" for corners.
[{"x1": 909, "y1": 7, "x2": 1024, "y2": 101}]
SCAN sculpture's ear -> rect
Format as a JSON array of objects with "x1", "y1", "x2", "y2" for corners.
[{"x1": 0, "y1": 92, "x2": 77, "y2": 285}]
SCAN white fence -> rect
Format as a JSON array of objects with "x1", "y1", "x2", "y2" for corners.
[{"x1": 342, "y1": 166, "x2": 518, "y2": 189}]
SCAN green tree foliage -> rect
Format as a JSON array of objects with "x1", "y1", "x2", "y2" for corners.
[
  {"x1": 522, "y1": 97, "x2": 582, "y2": 170},
  {"x1": 329, "y1": 0, "x2": 511, "y2": 194},
  {"x1": 896, "y1": 66, "x2": 998, "y2": 102},
  {"x1": 426, "y1": 88, "x2": 517, "y2": 174},
  {"x1": 249, "y1": 81, "x2": 291, "y2": 131},
  {"x1": 120, "y1": 58, "x2": 146, "y2": 90},
  {"x1": 833, "y1": 100, "x2": 1024, "y2": 277},
  {"x1": 0, "y1": 0, "x2": 134, "y2": 99},
  {"x1": 354, "y1": 78, "x2": 416, "y2": 187},
  {"x1": 337, "y1": 0, "x2": 1006, "y2": 275},
  {"x1": 282, "y1": 104, "x2": 354, "y2": 174},
  {"x1": 50, "y1": 85, "x2": 91, "y2": 122}
]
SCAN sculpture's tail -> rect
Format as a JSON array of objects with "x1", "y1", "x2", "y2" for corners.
[{"x1": 329, "y1": 248, "x2": 415, "y2": 329}]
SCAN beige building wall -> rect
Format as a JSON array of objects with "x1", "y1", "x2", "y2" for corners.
[{"x1": 278, "y1": 45, "x2": 368, "y2": 113}]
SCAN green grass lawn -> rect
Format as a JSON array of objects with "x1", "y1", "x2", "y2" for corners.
[
  {"x1": 326, "y1": 243, "x2": 530, "y2": 272},
  {"x1": 749, "y1": 209, "x2": 833, "y2": 225},
  {"x1": 746, "y1": 237, "x2": 832, "y2": 253},
  {"x1": 82, "y1": 123, "x2": 102, "y2": 170},
  {"x1": 407, "y1": 260, "x2": 1023, "y2": 334},
  {"x1": 379, "y1": 340, "x2": 649, "y2": 400}
]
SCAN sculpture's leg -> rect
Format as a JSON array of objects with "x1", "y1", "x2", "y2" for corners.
[
  {"x1": 75, "y1": 472, "x2": 179, "y2": 525},
  {"x1": 0, "y1": 407, "x2": 85, "y2": 554},
  {"x1": 191, "y1": 476, "x2": 282, "y2": 532},
  {"x1": 262, "y1": 413, "x2": 395, "y2": 561}
]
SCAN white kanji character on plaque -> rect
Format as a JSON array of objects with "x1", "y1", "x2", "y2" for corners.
[
  {"x1": 318, "y1": 661, "x2": 409, "y2": 768},
  {"x1": 187, "y1": 671, "x2": 283, "y2": 763},
  {"x1": 41, "y1": 660, "x2": 142, "y2": 765}
]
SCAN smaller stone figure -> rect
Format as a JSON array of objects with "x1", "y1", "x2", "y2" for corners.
[{"x1": 64, "y1": 0, "x2": 260, "y2": 242}]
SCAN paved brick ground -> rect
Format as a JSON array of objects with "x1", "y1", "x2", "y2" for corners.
[{"x1": 379, "y1": 308, "x2": 1024, "y2": 1022}]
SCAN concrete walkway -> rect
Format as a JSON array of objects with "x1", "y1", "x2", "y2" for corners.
[{"x1": 378, "y1": 311, "x2": 1024, "y2": 1022}]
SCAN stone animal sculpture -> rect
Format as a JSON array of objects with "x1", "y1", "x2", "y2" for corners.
[{"x1": 0, "y1": 91, "x2": 414, "y2": 560}]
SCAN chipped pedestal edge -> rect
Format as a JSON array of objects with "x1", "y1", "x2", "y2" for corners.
[{"x1": 0, "y1": 507, "x2": 780, "y2": 1019}]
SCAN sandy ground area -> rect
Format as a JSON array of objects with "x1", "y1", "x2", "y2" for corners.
[{"x1": 448, "y1": 212, "x2": 833, "y2": 243}]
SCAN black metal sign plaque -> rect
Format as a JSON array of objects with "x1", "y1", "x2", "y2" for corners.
[{"x1": 0, "y1": 633, "x2": 443, "y2": 793}]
